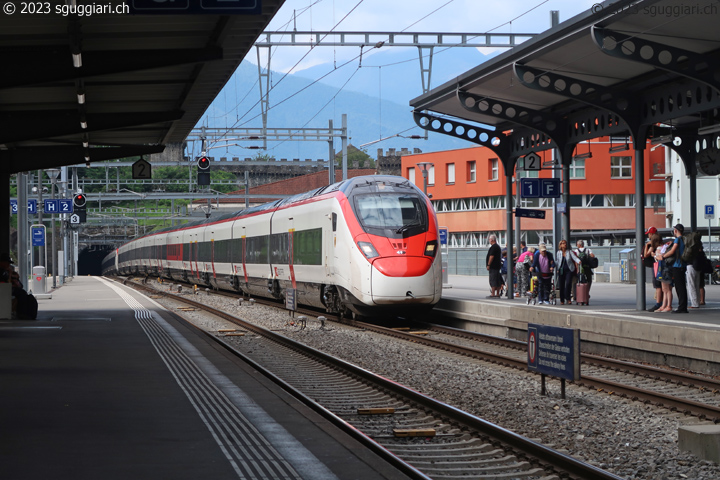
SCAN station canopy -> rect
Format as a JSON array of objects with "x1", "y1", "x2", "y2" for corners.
[
  {"x1": 0, "y1": 1, "x2": 284, "y2": 174},
  {"x1": 409, "y1": 0, "x2": 720, "y2": 169}
]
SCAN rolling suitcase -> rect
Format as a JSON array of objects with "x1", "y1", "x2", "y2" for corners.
[{"x1": 576, "y1": 279, "x2": 590, "y2": 306}]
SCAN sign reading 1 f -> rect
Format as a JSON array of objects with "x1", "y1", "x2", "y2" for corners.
[{"x1": 520, "y1": 178, "x2": 561, "y2": 198}]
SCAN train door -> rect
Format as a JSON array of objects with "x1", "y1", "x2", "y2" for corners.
[
  {"x1": 325, "y1": 212, "x2": 337, "y2": 278},
  {"x1": 287, "y1": 217, "x2": 296, "y2": 291}
]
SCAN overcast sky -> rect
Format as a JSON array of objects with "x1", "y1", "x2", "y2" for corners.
[{"x1": 261, "y1": 0, "x2": 599, "y2": 72}]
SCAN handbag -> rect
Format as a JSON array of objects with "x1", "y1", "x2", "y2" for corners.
[{"x1": 701, "y1": 257, "x2": 713, "y2": 274}]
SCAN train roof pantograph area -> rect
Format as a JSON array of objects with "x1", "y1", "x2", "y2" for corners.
[{"x1": 0, "y1": 1, "x2": 284, "y2": 174}]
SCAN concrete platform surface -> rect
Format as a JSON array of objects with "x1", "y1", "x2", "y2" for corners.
[{"x1": 0, "y1": 277, "x2": 411, "y2": 480}]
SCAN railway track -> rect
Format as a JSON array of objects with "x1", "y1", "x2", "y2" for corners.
[
  {"x1": 351, "y1": 321, "x2": 720, "y2": 422},
  {"x1": 122, "y1": 277, "x2": 623, "y2": 480},
  {"x1": 133, "y1": 276, "x2": 720, "y2": 421}
]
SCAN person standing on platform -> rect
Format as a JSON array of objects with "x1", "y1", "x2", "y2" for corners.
[
  {"x1": 687, "y1": 239, "x2": 703, "y2": 309},
  {"x1": 573, "y1": 240, "x2": 596, "y2": 303},
  {"x1": 556, "y1": 240, "x2": 580, "y2": 305},
  {"x1": 697, "y1": 245, "x2": 710, "y2": 306},
  {"x1": 530, "y1": 243, "x2": 555, "y2": 305},
  {"x1": 486, "y1": 235, "x2": 502, "y2": 297},
  {"x1": 515, "y1": 247, "x2": 535, "y2": 298},
  {"x1": 644, "y1": 232, "x2": 664, "y2": 312},
  {"x1": 657, "y1": 224, "x2": 688, "y2": 313}
]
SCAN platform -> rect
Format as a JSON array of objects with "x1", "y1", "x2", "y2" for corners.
[
  {"x1": 435, "y1": 275, "x2": 720, "y2": 373},
  {"x1": 0, "y1": 277, "x2": 411, "y2": 480}
]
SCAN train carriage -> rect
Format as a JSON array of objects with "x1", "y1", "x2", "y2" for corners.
[{"x1": 103, "y1": 175, "x2": 442, "y2": 318}]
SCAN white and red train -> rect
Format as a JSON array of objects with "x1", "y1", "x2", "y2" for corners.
[{"x1": 102, "y1": 175, "x2": 442, "y2": 317}]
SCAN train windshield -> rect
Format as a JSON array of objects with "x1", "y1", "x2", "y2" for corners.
[{"x1": 355, "y1": 194, "x2": 427, "y2": 234}]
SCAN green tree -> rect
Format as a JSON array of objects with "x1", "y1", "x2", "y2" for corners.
[{"x1": 336, "y1": 145, "x2": 375, "y2": 169}]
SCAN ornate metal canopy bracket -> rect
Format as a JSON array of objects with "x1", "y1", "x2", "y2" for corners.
[{"x1": 592, "y1": 26, "x2": 720, "y2": 94}]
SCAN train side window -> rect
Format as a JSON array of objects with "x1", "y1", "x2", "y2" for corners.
[{"x1": 332, "y1": 213, "x2": 337, "y2": 232}]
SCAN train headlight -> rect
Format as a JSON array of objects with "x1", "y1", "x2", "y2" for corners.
[
  {"x1": 357, "y1": 241, "x2": 379, "y2": 259},
  {"x1": 424, "y1": 240, "x2": 438, "y2": 257}
]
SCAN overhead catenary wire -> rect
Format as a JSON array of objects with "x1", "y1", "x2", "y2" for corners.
[
  {"x1": 207, "y1": 0, "x2": 556, "y2": 153},
  {"x1": 208, "y1": 0, "x2": 366, "y2": 148}
]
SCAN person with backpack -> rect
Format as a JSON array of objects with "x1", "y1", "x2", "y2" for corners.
[
  {"x1": 573, "y1": 240, "x2": 596, "y2": 303},
  {"x1": 656, "y1": 224, "x2": 688, "y2": 313}
]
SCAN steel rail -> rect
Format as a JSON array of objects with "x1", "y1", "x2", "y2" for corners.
[{"x1": 123, "y1": 278, "x2": 623, "y2": 480}]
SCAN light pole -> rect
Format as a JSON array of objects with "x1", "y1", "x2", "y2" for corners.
[
  {"x1": 46, "y1": 168, "x2": 60, "y2": 288},
  {"x1": 416, "y1": 162, "x2": 434, "y2": 197}
]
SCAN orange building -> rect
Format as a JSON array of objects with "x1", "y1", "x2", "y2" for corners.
[{"x1": 401, "y1": 137, "x2": 667, "y2": 247}]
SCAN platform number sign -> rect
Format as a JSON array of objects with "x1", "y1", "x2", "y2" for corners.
[
  {"x1": 522, "y1": 152, "x2": 541, "y2": 171},
  {"x1": 520, "y1": 178, "x2": 561, "y2": 199},
  {"x1": 10, "y1": 199, "x2": 37, "y2": 214},
  {"x1": 132, "y1": 158, "x2": 152, "y2": 180},
  {"x1": 43, "y1": 199, "x2": 59, "y2": 214},
  {"x1": 58, "y1": 199, "x2": 74, "y2": 213}
]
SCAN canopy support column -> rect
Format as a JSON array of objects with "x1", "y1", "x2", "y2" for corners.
[{"x1": 634, "y1": 146, "x2": 646, "y2": 311}]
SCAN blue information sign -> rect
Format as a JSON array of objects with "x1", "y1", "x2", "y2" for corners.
[
  {"x1": 515, "y1": 208, "x2": 546, "y2": 219},
  {"x1": 10, "y1": 199, "x2": 38, "y2": 214},
  {"x1": 439, "y1": 227, "x2": 448, "y2": 245},
  {"x1": 31, "y1": 225, "x2": 45, "y2": 247},
  {"x1": 285, "y1": 288, "x2": 297, "y2": 311},
  {"x1": 705, "y1": 204, "x2": 715, "y2": 219},
  {"x1": 44, "y1": 199, "x2": 59, "y2": 214},
  {"x1": 541, "y1": 178, "x2": 561, "y2": 198},
  {"x1": 520, "y1": 178, "x2": 540, "y2": 198},
  {"x1": 527, "y1": 323, "x2": 580, "y2": 381},
  {"x1": 58, "y1": 199, "x2": 74, "y2": 214},
  {"x1": 520, "y1": 178, "x2": 561, "y2": 199}
]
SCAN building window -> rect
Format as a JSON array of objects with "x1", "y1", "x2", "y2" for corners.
[
  {"x1": 489, "y1": 158, "x2": 499, "y2": 181},
  {"x1": 676, "y1": 179, "x2": 680, "y2": 202},
  {"x1": 570, "y1": 158, "x2": 585, "y2": 178},
  {"x1": 428, "y1": 165, "x2": 435, "y2": 185},
  {"x1": 467, "y1": 161, "x2": 476, "y2": 183},
  {"x1": 610, "y1": 156, "x2": 632, "y2": 178},
  {"x1": 520, "y1": 197, "x2": 540, "y2": 207},
  {"x1": 516, "y1": 167, "x2": 538, "y2": 179},
  {"x1": 645, "y1": 194, "x2": 666, "y2": 208},
  {"x1": 408, "y1": 167, "x2": 416, "y2": 186},
  {"x1": 587, "y1": 195, "x2": 604, "y2": 207},
  {"x1": 447, "y1": 163, "x2": 455, "y2": 184},
  {"x1": 569, "y1": 194, "x2": 583, "y2": 207},
  {"x1": 607, "y1": 194, "x2": 629, "y2": 207}
]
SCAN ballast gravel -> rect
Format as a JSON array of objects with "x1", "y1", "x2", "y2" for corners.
[{"x1": 150, "y1": 285, "x2": 720, "y2": 480}]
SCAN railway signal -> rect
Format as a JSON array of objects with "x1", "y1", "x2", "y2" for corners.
[
  {"x1": 72, "y1": 193, "x2": 87, "y2": 223},
  {"x1": 197, "y1": 156, "x2": 210, "y2": 186}
]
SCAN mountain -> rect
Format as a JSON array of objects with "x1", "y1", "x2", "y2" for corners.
[{"x1": 197, "y1": 48, "x2": 496, "y2": 161}]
